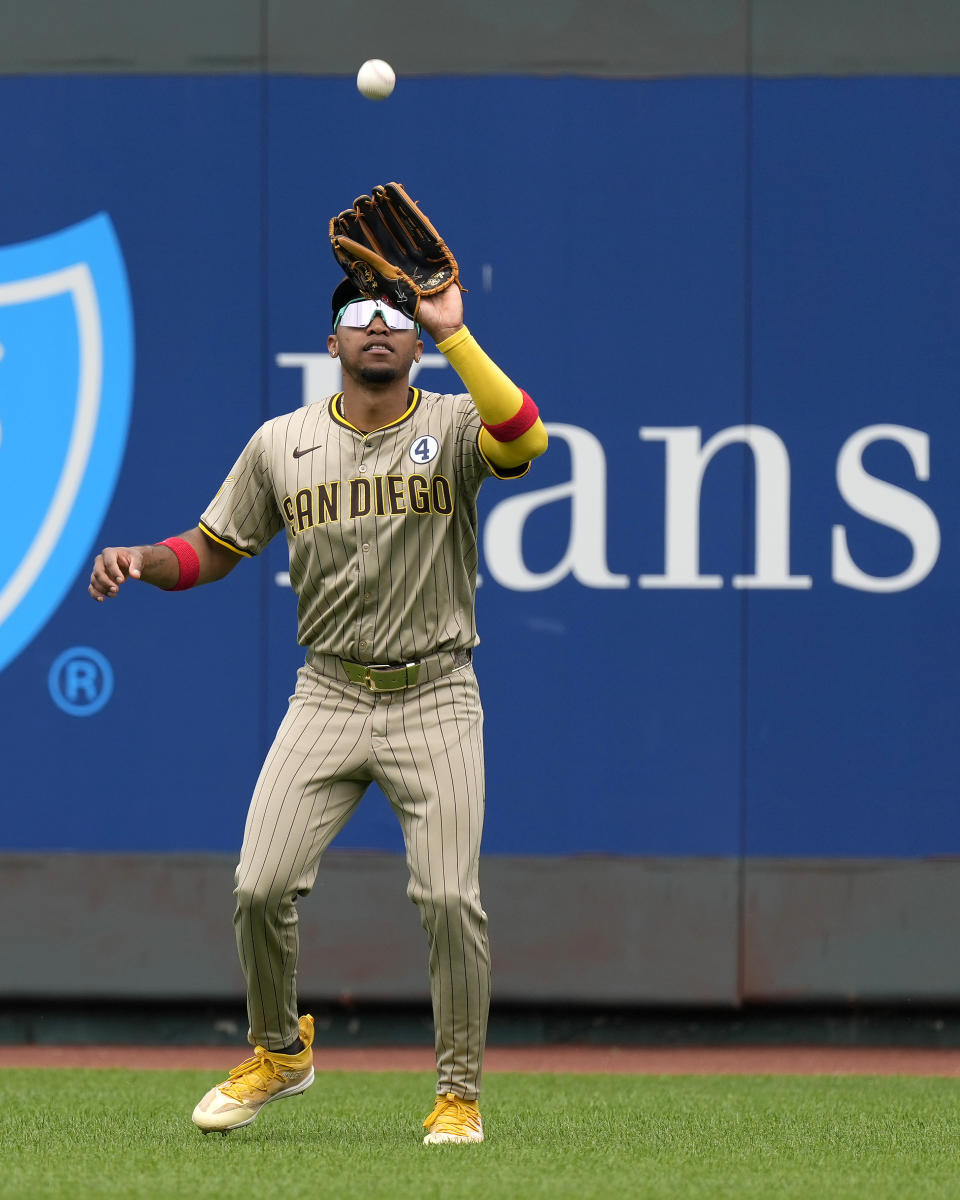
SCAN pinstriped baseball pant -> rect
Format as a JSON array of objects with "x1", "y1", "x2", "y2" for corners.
[{"x1": 233, "y1": 658, "x2": 490, "y2": 1099}]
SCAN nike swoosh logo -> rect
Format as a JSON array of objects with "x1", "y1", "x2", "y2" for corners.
[{"x1": 293, "y1": 444, "x2": 323, "y2": 459}]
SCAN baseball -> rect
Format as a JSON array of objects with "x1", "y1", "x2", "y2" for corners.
[{"x1": 357, "y1": 59, "x2": 396, "y2": 101}]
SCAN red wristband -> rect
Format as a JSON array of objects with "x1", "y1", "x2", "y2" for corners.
[
  {"x1": 157, "y1": 537, "x2": 200, "y2": 591},
  {"x1": 481, "y1": 390, "x2": 539, "y2": 442}
]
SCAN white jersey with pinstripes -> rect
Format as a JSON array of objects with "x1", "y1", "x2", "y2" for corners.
[{"x1": 199, "y1": 388, "x2": 527, "y2": 664}]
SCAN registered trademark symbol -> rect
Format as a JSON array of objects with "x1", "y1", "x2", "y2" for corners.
[{"x1": 48, "y1": 646, "x2": 114, "y2": 716}]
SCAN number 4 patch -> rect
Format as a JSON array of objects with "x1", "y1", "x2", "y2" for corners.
[{"x1": 409, "y1": 434, "x2": 439, "y2": 464}]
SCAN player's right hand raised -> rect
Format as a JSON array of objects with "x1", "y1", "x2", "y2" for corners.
[{"x1": 89, "y1": 546, "x2": 144, "y2": 602}]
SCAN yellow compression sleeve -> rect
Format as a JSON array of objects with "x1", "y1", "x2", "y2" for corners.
[{"x1": 436, "y1": 326, "x2": 548, "y2": 469}]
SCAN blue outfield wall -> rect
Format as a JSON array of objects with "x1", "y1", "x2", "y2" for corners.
[{"x1": 1, "y1": 75, "x2": 958, "y2": 860}]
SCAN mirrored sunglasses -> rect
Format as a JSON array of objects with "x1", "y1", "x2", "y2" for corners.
[{"x1": 334, "y1": 298, "x2": 418, "y2": 332}]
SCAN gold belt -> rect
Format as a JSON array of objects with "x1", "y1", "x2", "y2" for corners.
[
  {"x1": 308, "y1": 647, "x2": 472, "y2": 692},
  {"x1": 340, "y1": 660, "x2": 421, "y2": 692}
]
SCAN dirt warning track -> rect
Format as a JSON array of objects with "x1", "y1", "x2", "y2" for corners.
[{"x1": 4, "y1": 1044, "x2": 960, "y2": 1074}]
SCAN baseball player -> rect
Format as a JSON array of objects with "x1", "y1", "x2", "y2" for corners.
[{"x1": 88, "y1": 260, "x2": 547, "y2": 1143}]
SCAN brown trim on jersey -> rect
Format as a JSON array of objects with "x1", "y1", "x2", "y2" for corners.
[
  {"x1": 477, "y1": 437, "x2": 531, "y2": 480},
  {"x1": 329, "y1": 388, "x2": 422, "y2": 437},
  {"x1": 326, "y1": 392, "x2": 346, "y2": 429},
  {"x1": 198, "y1": 520, "x2": 254, "y2": 558}
]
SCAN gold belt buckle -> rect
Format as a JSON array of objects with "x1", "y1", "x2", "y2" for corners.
[{"x1": 363, "y1": 662, "x2": 420, "y2": 692}]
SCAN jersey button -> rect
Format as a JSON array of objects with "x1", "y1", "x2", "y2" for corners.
[
  {"x1": 358, "y1": 464, "x2": 367, "y2": 473},
  {"x1": 362, "y1": 542, "x2": 370, "y2": 552},
  {"x1": 359, "y1": 641, "x2": 367, "y2": 649}
]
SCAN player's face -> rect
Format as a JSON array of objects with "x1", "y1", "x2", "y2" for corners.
[{"x1": 328, "y1": 310, "x2": 422, "y2": 385}]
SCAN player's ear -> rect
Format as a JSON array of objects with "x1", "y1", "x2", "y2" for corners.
[
  {"x1": 414, "y1": 337, "x2": 423, "y2": 363},
  {"x1": 327, "y1": 334, "x2": 339, "y2": 358}
]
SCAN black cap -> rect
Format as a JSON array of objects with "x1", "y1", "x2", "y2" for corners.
[{"x1": 331, "y1": 277, "x2": 365, "y2": 329}]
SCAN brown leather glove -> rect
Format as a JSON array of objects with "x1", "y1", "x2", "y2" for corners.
[{"x1": 329, "y1": 182, "x2": 463, "y2": 319}]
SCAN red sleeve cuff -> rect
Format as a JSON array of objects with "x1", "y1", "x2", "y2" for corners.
[
  {"x1": 481, "y1": 390, "x2": 539, "y2": 442},
  {"x1": 157, "y1": 537, "x2": 200, "y2": 590}
]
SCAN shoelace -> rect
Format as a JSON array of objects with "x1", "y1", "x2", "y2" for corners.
[
  {"x1": 219, "y1": 1047, "x2": 287, "y2": 1100},
  {"x1": 423, "y1": 1092, "x2": 481, "y2": 1134}
]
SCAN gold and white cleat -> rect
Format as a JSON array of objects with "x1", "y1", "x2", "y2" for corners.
[
  {"x1": 192, "y1": 1014, "x2": 315, "y2": 1134},
  {"x1": 422, "y1": 1091, "x2": 484, "y2": 1144}
]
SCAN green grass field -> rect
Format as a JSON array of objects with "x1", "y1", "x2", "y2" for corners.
[{"x1": 1, "y1": 1069, "x2": 959, "y2": 1199}]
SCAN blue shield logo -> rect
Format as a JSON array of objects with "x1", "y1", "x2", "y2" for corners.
[{"x1": 0, "y1": 213, "x2": 134, "y2": 674}]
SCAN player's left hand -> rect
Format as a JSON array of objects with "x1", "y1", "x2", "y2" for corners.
[
  {"x1": 329, "y1": 182, "x2": 463, "y2": 325},
  {"x1": 416, "y1": 284, "x2": 464, "y2": 345}
]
